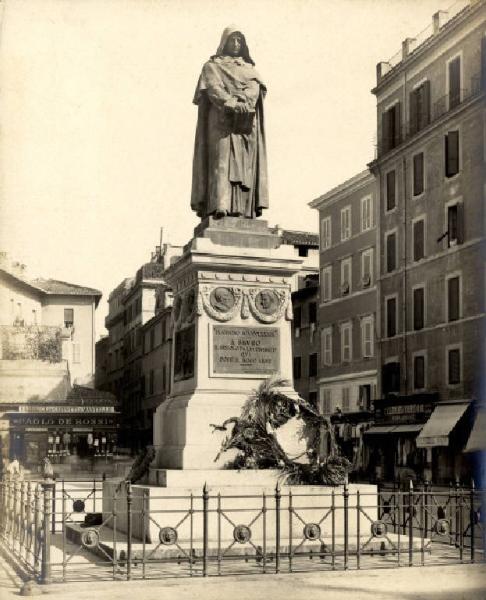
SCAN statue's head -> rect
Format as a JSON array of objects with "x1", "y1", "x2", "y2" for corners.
[{"x1": 215, "y1": 26, "x2": 254, "y2": 65}]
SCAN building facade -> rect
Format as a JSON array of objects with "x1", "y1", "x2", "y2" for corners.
[
  {"x1": 369, "y1": 1, "x2": 486, "y2": 483},
  {"x1": 0, "y1": 254, "x2": 117, "y2": 473}
]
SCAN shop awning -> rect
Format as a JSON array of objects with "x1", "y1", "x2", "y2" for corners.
[
  {"x1": 365, "y1": 425, "x2": 397, "y2": 435},
  {"x1": 416, "y1": 401, "x2": 470, "y2": 448},
  {"x1": 464, "y1": 410, "x2": 486, "y2": 453},
  {"x1": 393, "y1": 423, "x2": 424, "y2": 433}
]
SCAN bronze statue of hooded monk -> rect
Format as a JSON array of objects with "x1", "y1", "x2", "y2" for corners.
[{"x1": 191, "y1": 26, "x2": 269, "y2": 220}]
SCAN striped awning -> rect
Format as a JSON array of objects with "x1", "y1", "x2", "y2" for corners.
[
  {"x1": 365, "y1": 423, "x2": 423, "y2": 435},
  {"x1": 464, "y1": 410, "x2": 486, "y2": 453},
  {"x1": 416, "y1": 401, "x2": 470, "y2": 448}
]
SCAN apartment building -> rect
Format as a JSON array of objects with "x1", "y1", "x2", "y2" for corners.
[{"x1": 369, "y1": 0, "x2": 485, "y2": 483}]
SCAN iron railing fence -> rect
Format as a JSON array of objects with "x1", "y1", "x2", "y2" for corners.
[
  {"x1": 0, "y1": 475, "x2": 484, "y2": 584},
  {"x1": 377, "y1": 74, "x2": 483, "y2": 158}
]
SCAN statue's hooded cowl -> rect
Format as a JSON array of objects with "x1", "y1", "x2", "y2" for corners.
[{"x1": 191, "y1": 26, "x2": 269, "y2": 219}]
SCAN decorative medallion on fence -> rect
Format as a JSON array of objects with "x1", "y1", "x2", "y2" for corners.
[
  {"x1": 81, "y1": 528, "x2": 99, "y2": 549},
  {"x1": 371, "y1": 520, "x2": 388, "y2": 538},
  {"x1": 233, "y1": 525, "x2": 252, "y2": 544},
  {"x1": 303, "y1": 523, "x2": 321, "y2": 541},
  {"x1": 159, "y1": 527, "x2": 178, "y2": 546},
  {"x1": 434, "y1": 518, "x2": 450, "y2": 536},
  {"x1": 72, "y1": 499, "x2": 85, "y2": 513}
]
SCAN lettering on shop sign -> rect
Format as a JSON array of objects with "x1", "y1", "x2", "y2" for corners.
[
  {"x1": 19, "y1": 405, "x2": 115, "y2": 414},
  {"x1": 212, "y1": 325, "x2": 279, "y2": 375},
  {"x1": 9, "y1": 416, "x2": 117, "y2": 427}
]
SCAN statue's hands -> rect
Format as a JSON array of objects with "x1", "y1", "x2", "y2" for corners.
[{"x1": 233, "y1": 102, "x2": 248, "y2": 114}]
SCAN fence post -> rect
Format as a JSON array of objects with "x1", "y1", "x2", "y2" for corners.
[
  {"x1": 408, "y1": 480, "x2": 413, "y2": 567},
  {"x1": 51, "y1": 480, "x2": 56, "y2": 534},
  {"x1": 126, "y1": 481, "x2": 132, "y2": 581},
  {"x1": 343, "y1": 474, "x2": 349, "y2": 571},
  {"x1": 202, "y1": 483, "x2": 208, "y2": 577},
  {"x1": 26, "y1": 481, "x2": 32, "y2": 564},
  {"x1": 33, "y1": 484, "x2": 40, "y2": 578},
  {"x1": 275, "y1": 482, "x2": 281, "y2": 574},
  {"x1": 20, "y1": 479, "x2": 26, "y2": 557},
  {"x1": 470, "y1": 479, "x2": 475, "y2": 563},
  {"x1": 40, "y1": 480, "x2": 54, "y2": 585}
]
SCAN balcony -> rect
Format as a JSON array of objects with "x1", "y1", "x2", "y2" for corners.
[
  {"x1": 0, "y1": 325, "x2": 63, "y2": 362},
  {"x1": 377, "y1": 75, "x2": 482, "y2": 158}
]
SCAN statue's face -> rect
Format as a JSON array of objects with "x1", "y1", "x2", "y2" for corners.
[{"x1": 225, "y1": 33, "x2": 243, "y2": 57}]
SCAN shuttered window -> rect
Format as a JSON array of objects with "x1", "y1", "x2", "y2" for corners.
[
  {"x1": 341, "y1": 322, "x2": 352, "y2": 362},
  {"x1": 386, "y1": 170, "x2": 396, "y2": 211},
  {"x1": 413, "y1": 152, "x2": 424, "y2": 196},
  {"x1": 361, "y1": 316, "x2": 374, "y2": 358},
  {"x1": 386, "y1": 232, "x2": 396, "y2": 273},
  {"x1": 321, "y1": 266, "x2": 332, "y2": 302},
  {"x1": 447, "y1": 276, "x2": 460, "y2": 322},
  {"x1": 321, "y1": 389, "x2": 332, "y2": 415},
  {"x1": 382, "y1": 102, "x2": 401, "y2": 152},
  {"x1": 341, "y1": 258, "x2": 352, "y2": 295},
  {"x1": 72, "y1": 343, "x2": 81, "y2": 364},
  {"x1": 293, "y1": 356, "x2": 302, "y2": 380},
  {"x1": 414, "y1": 355, "x2": 425, "y2": 390},
  {"x1": 361, "y1": 249, "x2": 373, "y2": 286},
  {"x1": 448, "y1": 348, "x2": 461, "y2": 385},
  {"x1": 64, "y1": 308, "x2": 74, "y2": 328},
  {"x1": 361, "y1": 195, "x2": 373, "y2": 231},
  {"x1": 413, "y1": 219, "x2": 425, "y2": 261},
  {"x1": 445, "y1": 130, "x2": 459, "y2": 177},
  {"x1": 320, "y1": 216, "x2": 331, "y2": 249},
  {"x1": 342, "y1": 387, "x2": 350, "y2": 412},
  {"x1": 447, "y1": 204, "x2": 463, "y2": 245},
  {"x1": 340, "y1": 207, "x2": 351, "y2": 241},
  {"x1": 309, "y1": 353, "x2": 318, "y2": 377},
  {"x1": 448, "y1": 56, "x2": 461, "y2": 109},
  {"x1": 386, "y1": 297, "x2": 397, "y2": 338},
  {"x1": 409, "y1": 81, "x2": 430, "y2": 134},
  {"x1": 413, "y1": 287, "x2": 425, "y2": 330},
  {"x1": 321, "y1": 327, "x2": 332, "y2": 366}
]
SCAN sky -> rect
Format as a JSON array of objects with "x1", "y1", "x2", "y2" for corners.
[{"x1": 0, "y1": 0, "x2": 453, "y2": 337}]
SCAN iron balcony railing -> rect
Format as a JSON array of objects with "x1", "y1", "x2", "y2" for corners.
[{"x1": 377, "y1": 75, "x2": 483, "y2": 158}]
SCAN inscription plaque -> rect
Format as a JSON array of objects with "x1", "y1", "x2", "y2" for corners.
[{"x1": 212, "y1": 325, "x2": 279, "y2": 375}]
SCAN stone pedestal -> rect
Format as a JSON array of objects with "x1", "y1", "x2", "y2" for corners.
[{"x1": 153, "y1": 217, "x2": 304, "y2": 470}]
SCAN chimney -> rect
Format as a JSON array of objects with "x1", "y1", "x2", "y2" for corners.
[
  {"x1": 432, "y1": 10, "x2": 448, "y2": 34},
  {"x1": 376, "y1": 62, "x2": 392, "y2": 83},
  {"x1": 402, "y1": 38, "x2": 416, "y2": 60}
]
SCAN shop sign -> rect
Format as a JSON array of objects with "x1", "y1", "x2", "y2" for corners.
[
  {"x1": 9, "y1": 415, "x2": 118, "y2": 428},
  {"x1": 19, "y1": 405, "x2": 115, "y2": 414}
]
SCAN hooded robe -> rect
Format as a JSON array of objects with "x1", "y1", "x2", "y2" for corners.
[{"x1": 191, "y1": 26, "x2": 269, "y2": 219}]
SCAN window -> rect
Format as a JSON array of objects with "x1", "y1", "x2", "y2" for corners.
[
  {"x1": 309, "y1": 353, "x2": 318, "y2": 377},
  {"x1": 448, "y1": 348, "x2": 461, "y2": 385},
  {"x1": 413, "y1": 218, "x2": 425, "y2": 261},
  {"x1": 340, "y1": 258, "x2": 352, "y2": 295},
  {"x1": 64, "y1": 308, "x2": 74, "y2": 328},
  {"x1": 445, "y1": 130, "x2": 459, "y2": 177},
  {"x1": 413, "y1": 152, "x2": 424, "y2": 196},
  {"x1": 341, "y1": 322, "x2": 352, "y2": 362},
  {"x1": 358, "y1": 384, "x2": 372, "y2": 411},
  {"x1": 413, "y1": 286, "x2": 425, "y2": 330},
  {"x1": 72, "y1": 343, "x2": 81, "y2": 364},
  {"x1": 447, "y1": 203, "x2": 463, "y2": 246},
  {"x1": 149, "y1": 369, "x2": 154, "y2": 395},
  {"x1": 447, "y1": 275, "x2": 460, "y2": 322},
  {"x1": 293, "y1": 356, "x2": 302, "y2": 380},
  {"x1": 382, "y1": 102, "x2": 401, "y2": 152},
  {"x1": 409, "y1": 81, "x2": 430, "y2": 135},
  {"x1": 150, "y1": 328, "x2": 155, "y2": 351},
  {"x1": 448, "y1": 56, "x2": 461, "y2": 109},
  {"x1": 293, "y1": 306, "x2": 302, "y2": 333},
  {"x1": 386, "y1": 170, "x2": 396, "y2": 211},
  {"x1": 361, "y1": 315, "x2": 374, "y2": 358},
  {"x1": 414, "y1": 354, "x2": 425, "y2": 390},
  {"x1": 342, "y1": 387, "x2": 350, "y2": 412},
  {"x1": 361, "y1": 195, "x2": 373, "y2": 231},
  {"x1": 321, "y1": 389, "x2": 332, "y2": 415},
  {"x1": 308, "y1": 302, "x2": 317, "y2": 324},
  {"x1": 321, "y1": 266, "x2": 332, "y2": 302},
  {"x1": 386, "y1": 297, "x2": 397, "y2": 337},
  {"x1": 321, "y1": 327, "x2": 332, "y2": 366},
  {"x1": 382, "y1": 361, "x2": 400, "y2": 395},
  {"x1": 321, "y1": 216, "x2": 331, "y2": 249},
  {"x1": 386, "y1": 231, "x2": 397, "y2": 273},
  {"x1": 361, "y1": 248, "x2": 373, "y2": 287},
  {"x1": 340, "y1": 207, "x2": 351, "y2": 241}
]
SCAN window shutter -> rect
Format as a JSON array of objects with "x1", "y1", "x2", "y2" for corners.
[
  {"x1": 413, "y1": 153, "x2": 424, "y2": 195},
  {"x1": 456, "y1": 202, "x2": 464, "y2": 245},
  {"x1": 386, "y1": 170, "x2": 396, "y2": 211},
  {"x1": 445, "y1": 131, "x2": 459, "y2": 177},
  {"x1": 448, "y1": 57, "x2": 461, "y2": 108},
  {"x1": 413, "y1": 219, "x2": 424, "y2": 261},
  {"x1": 414, "y1": 355, "x2": 425, "y2": 389},
  {"x1": 421, "y1": 80, "x2": 431, "y2": 127},
  {"x1": 482, "y1": 36, "x2": 486, "y2": 91},
  {"x1": 448, "y1": 349, "x2": 460, "y2": 384},
  {"x1": 393, "y1": 102, "x2": 401, "y2": 147},
  {"x1": 387, "y1": 233, "x2": 396, "y2": 272},
  {"x1": 387, "y1": 298, "x2": 396, "y2": 337},
  {"x1": 381, "y1": 110, "x2": 388, "y2": 153},
  {"x1": 448, "y1": 277, "x2": 460, "y2": 321},
  {"x1": 409, "y1": 90, "x2": 418, "y2": 135},
  {"x1": 413, "y1": 287, "x2": 424, "y2": 330}
]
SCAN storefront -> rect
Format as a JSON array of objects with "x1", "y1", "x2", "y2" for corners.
[
  {"x1": 6, "y1": 386, "x2": 119, "y2": 470},
  {"x1": 365, "y1": 394, "x2": 437, "y2": 483}
]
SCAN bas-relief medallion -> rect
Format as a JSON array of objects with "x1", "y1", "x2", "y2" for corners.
[{"x1": 210, "y1": 287, "x2": 236, "y2": 313}]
